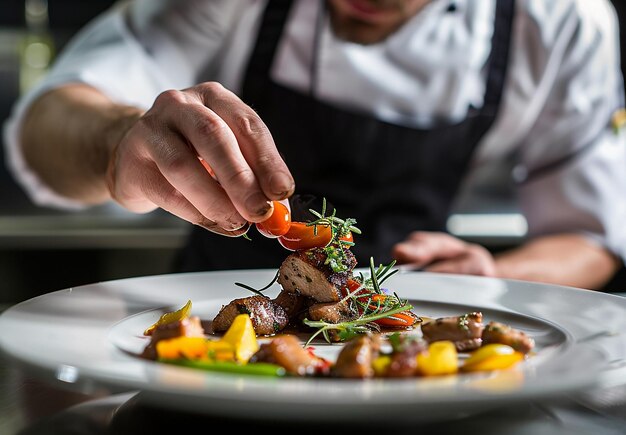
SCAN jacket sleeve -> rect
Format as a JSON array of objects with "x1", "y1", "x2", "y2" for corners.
[{"x1": 502, "y1": 0, "x2": 626, "y2": 262}]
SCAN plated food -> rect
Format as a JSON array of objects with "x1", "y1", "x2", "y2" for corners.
[
  {"x1": 5, "y1": 264, "x2": 621, "y2": 421},
  {"x1": 222, "y1": 198, "x2": 418, "y2": 342},
  {"x1": 140, "y1": 199, "x2": 535, "y2": 379}
]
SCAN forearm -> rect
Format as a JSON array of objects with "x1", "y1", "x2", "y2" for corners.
[
  {"x1": 494, "y1": 234, "x2": 622, "y2": 290},
  {"x1": 20, "y1": 84, "x2": 144, "y2": 205}
]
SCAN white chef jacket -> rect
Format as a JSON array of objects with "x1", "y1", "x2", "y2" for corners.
[{"x1": 3, "y1": 0, "x2": 626, "y2": 262}]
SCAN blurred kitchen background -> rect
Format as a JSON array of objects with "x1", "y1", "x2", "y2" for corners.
[
  {"x1": 1, "y1": 0, "x2": 625, "y2": 304},
  {"x1": 0, "y1": 0, "x2": 192, "y2": 304}
]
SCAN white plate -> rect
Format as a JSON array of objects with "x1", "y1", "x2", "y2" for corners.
[{"x1": 1, "y1": 270, "x2": 626, "y2": 423}]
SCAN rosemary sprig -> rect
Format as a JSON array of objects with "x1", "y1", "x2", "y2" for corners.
[
  {"x1": 302, "y1": 301, "x2": 413, "y2": 346},
  {"x1": 367, "y1": 257, "x2": 398, "y2": 293},
  {"x1": 234, "y1": 271, "x2": 279, "y2": 297}
]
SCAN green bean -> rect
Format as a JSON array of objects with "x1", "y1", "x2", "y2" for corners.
[{"x1": 158, "y1": 358, "x2": 286, "y2": 377}]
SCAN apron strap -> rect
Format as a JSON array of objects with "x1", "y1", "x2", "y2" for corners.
[
  {"x1": 243, "y1": 0, "x2": 516, "y2": 120},
  {"x1": 241, "y1": 0, "x2": 294, "y2": 108},
  {"x1": 481, "y1": 0, "x2": 516, "y2": 117}
]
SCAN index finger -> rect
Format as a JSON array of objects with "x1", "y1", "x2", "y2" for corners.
[{"x1": 194, "y1": 82, "x2": 295, "y2": 198}]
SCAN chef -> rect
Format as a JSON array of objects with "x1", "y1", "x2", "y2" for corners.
[{"x1": 4, "y1": 0, "x2": 626, "y2": 289}]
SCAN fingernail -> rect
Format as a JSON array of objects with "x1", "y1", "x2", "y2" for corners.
[
  {"x1": 269, "y1": 172, "x2": 294, "y2": 197},
  {"x1": 225, "y1": 218, "x2": 249, "y2": 231},
  {"x1": 198, "y1": 218, "x2": 219, "y2": 232},
  {"x1": 222, "y1": 221, "x2": 251, "y2": 237},
  {"x1": 245, "y1": 193, "x2": 272, "y2": 217}
]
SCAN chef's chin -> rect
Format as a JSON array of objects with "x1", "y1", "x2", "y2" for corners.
[
  {"x1": 329, "y1": 16, "x2": 403, "y2": 45},
  {"x1": 326, "y1": 0, "x2": 426, "y2": 45}
]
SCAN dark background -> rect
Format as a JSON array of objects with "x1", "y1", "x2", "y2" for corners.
[{"x1": 0, "y1": 0, "x2": 625, "y2": 304}]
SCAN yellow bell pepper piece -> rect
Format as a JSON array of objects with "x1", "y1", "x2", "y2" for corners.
[
  {"x1": 416, "y1": 341, "x2": 458, "y2": 376},
  {"x1": 221, "y1": 314, "x2": 259, "y2": 363},
  {"x1": 461, "y1": 344, "x2": 524, "y2": 372},
  {"x1": 144, "y1": 300, "x2": 192, "y2": 336},
  {"x1": 372, "y1": 355, "x2": 391, "y2": 377}
]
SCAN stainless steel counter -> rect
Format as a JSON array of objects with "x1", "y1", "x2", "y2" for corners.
[
  {"x1": 0, "y1": 206, "x2": 190, "y2": 250},
  {"x1": 0, "y1": 201, "x2": 191, "y2": 305}
]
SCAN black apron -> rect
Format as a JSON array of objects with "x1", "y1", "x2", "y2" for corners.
[{"x1": 175, "y1": 0, "x2": 515, "y2": 272}]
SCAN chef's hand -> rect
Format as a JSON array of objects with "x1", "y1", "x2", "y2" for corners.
[
  {"x1": 107, "y1": 82, "x2": 294, "y2": 236},
  {"x1": 392, "y1": 231, "x2": 497, "y2": 276}
]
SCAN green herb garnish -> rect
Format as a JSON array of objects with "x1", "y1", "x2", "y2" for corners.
[
  {"x1": 307, "y1": 197, "x2": 361, "y2": 247},
  {"x1": 302, "y1": 257, "x2": 412, "y2": 345},
  {"x1": 234, "y1": 271, "x2": 279, "y2": 296}
]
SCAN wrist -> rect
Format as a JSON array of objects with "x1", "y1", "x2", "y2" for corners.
[{"x1": 101, "y1": 105, "x2": 144, "y2": 174}]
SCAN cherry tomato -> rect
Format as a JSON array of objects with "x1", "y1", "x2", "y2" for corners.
[
  {"x1": 277, "y1": 222, "x2": 332, "y2": 251},
  {"x1": 256, "y1": 201, "x2": 291, "y2": 238},
  {"x1": 340, "y1": 278, "x2": 363, "y2": 297},
  {"x1": 346, "y1": 278, "x2": 362, "y2": 292}
]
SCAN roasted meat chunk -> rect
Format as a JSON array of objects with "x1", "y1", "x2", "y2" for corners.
[
  {"x1": 272, "y1": 290, "x2": 313, "y2": 325},
  {"x1": 332, "y1": 334, "x2": 382, "y2": 378},
  {"x1": 141, "y1": 316, "x2": 205, "y2": 360},
  {"x1": 482, "y1": 321, "x2": 535, "y2": 354},
  {"x1": 307, "y1": 300, "x2": 357, "y2": 342},
  {"x1": 277, "y1": 248, "x2": 357, "y2": 303},
  {"x1": 212, "y1": 295, "x2": 288, "y2": 336},
  {"x1": 249, "y1": 334, "x2": 325, "y2": 376},
  {"x1": 307, "y1": 300, "x2": 355, "y2": 324},
  {"x1": 385, "y1": 335, "x2": 428, "y2": 378},
  {"x1": 421, "y1": 312, "x2": 484, "y2": 352}
]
